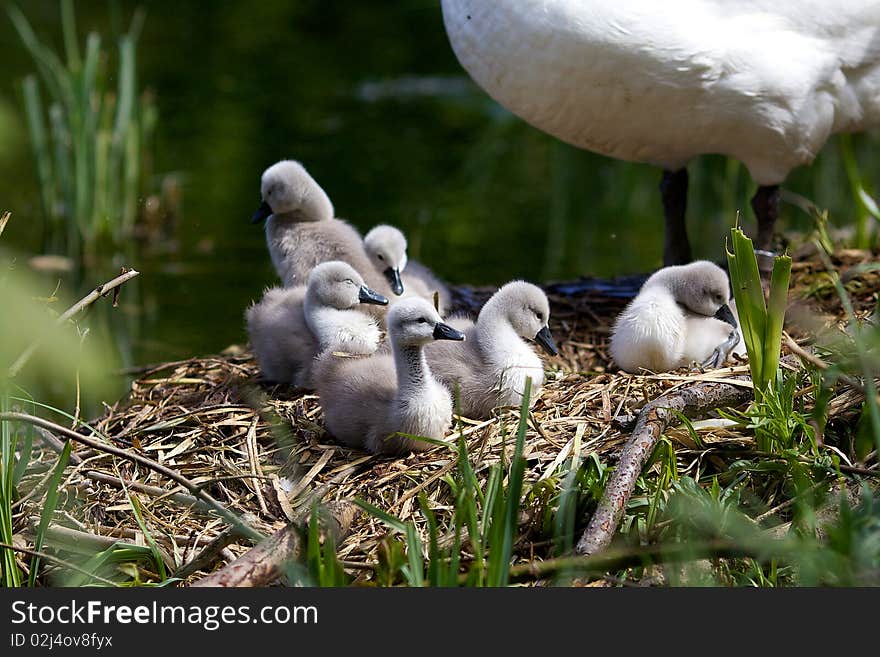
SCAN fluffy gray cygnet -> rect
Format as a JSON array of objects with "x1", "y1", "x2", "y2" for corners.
[{"x1": 314, "y1": 297, "x2": 466, "y2": 455}]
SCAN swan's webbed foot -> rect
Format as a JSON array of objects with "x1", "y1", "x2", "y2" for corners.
[{"x1": 701, "y1": 330, "x2": 740, "y2": 369}]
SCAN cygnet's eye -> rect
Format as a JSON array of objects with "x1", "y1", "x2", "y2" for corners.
[
  {"x1": 535, "y1": 310, "x2": 544, "y2": 322},
  {"x1": 377, "y1": 254, "x2": 384, "y2": 261},
  {"x1": 417, "y1": 317, "x2": 429, "y2": 324},
  {"x1": 345, "y1": 278, "x2": 356, "y2": 285}
]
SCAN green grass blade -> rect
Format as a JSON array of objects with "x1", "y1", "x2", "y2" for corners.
[
  {"x1": 418, "y1": 492, "x2": 441, "y2": 586},
  {"x1": 60, "y1": 0, "x2": 81, "y2": 71},
  {"x1": 7, "y1": 4, "x2": 76, "y2": 114},
  {"x1": 21, "y1": 76, "x2": 57, "y2": 244},
  {"x1": 839, "y1": 133, "x2": 875, "y2": 248},
  {"x1": 111, "y1": 36, "x2": 135, "y2": 152},
  {"x1": 306, "y1": 506, "x2": 321, "y2": 585},
  {"x1": 403, "y1": 525, "x2": 424, "y2": 587},
  {"x1": 28, "y1": 439, "x2": 71, "y2": 587},
  {"x1": 489, "y1": 377, "x2": 531, "y2": 587},
  {"x1": 124, "y1": 491, "x2": 168, "y2": 581},
  {"x1": 0, "y1": 388, "x2": 23, "y2": 587},
  {"x1": 353, "y1": 498, "x2": 409, "y2": 534}
]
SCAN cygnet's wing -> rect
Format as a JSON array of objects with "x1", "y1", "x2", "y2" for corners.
[
  {"x1": 424, "y1": 321, "x2": 502, "y2": 419},
  {"x1": 270, "y1": 218, "x2": 393, "y2": 300},
  {"x1": 402, "y1": 259, "x2": 452, "y2": 314},
  {"x1": 609, "y1": 287, "x2": 685, "y2": 373},
  {"x1": 246, "y1": 287, "x2": 318, "y2": 386},
  {"x1": 313, "y1": 351, "x2": 397, "y2": 450}
]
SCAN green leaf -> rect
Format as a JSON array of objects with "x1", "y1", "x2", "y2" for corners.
[{"x1": 28, "y1": 439, "x2": 71, "y2": 586}]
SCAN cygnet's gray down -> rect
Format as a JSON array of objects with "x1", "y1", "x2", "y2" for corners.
[
  {"x1": 251, "y1": 160, "x2": 395, "y2": 304},
  {"x1": 314, "y1": 297, "x2": 466, "y2": 455},
  {"x1": 425, "y1": 280, "x2": 558, "y2": 419},
  {"x1": 246, "y1": 261, "x2": 388, "y2": 388},
  {"x1": 363, "y1": 224, "x2": 451, "y2": 314}
]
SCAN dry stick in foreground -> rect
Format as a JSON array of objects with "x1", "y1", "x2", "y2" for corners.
[
  {"x1": 7, "y1": 267, "x2": 141, "y2": 378},
  {"x1": 0, "y1": 412, "x2": 263, "y2": 542},
  {"x1": 576, "y1": 375, "x2": 753, "y2": 556},
  {"x1": 192, "y1": 501, "x2": 360, "y2": 587}
]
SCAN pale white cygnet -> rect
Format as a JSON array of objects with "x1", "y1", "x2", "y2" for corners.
[
  {"x1": 314, "y1": 297, "x2": 466, "y2": 455},
  {"x1": 251, "y1": 160, "x2": 394, "y2": 301},
  {"x1": 610, "y1": 261, "x2": 745, "y2": 373},
  {"x1": 363, "y1": 224, "x2": 451, "y2": 315},
  {"x1": 245, "y1": 261, "x2": 388, "y2": 388},
  {"x1": 425, "y1": 281, "x2": 558, "y2": 419}
]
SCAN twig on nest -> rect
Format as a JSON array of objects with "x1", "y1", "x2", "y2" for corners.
[
  {"x1": 783, "y1": 331, "x2": 866, "y2": 393},
  {"x1": 576, "y1": 375, "x2": 752, "y2": 556},
  {"x1": 191, "y1": 501, "x2": 360, "y2": 587},
  {"x1": 8, "y1": 267, "x2": 141, "y2": 378},
  {"x1": 0, "y1": 412, "x2": 263, "y2": 542},
  {"x1": 172, "y1": 527, "x2": 243, "y2": 580}
]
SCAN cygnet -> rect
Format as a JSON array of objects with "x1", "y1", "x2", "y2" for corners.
[
  {"x1": 246, "y1": 261, "x2": 388, "y2": 387},
  {"x1": 251, "y1": 160, "x2": 394, "y2": 302},
  {"x1": 314, "y1": 297, "x2": 465, "y2": 455},
  {"x1": 363, "y1": 224, "x2": 451, "y2": 314},
  {"x1": 610, "y1": 260, "x2": 744, "y2": 373},
  {"x1": 425, "y1": 281, "x2": 558, "y2": 419}
]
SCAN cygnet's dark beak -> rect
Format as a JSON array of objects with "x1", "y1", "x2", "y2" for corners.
[
  {"x1": 251, "y1": 200, "x2": 272, "y2": 224},
  {"x1": 714, "y1": 304, "x2": 738, "y2": 328},
  {"x1": 383, "y1": 267, "x2": 405, "y2": 296},
  {"x1": 534, "y1": 326, "x2": 558, "y2": 356},
  {"x1": 358, "y1": 286, "x2": 388, "y2": 306},
  {"x1": 433, "y1": 322, "x2": 466, "y2": 342}
]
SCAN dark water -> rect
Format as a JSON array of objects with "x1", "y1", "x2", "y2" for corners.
[{"x1": 2, "y1": 1, "x2": 879, "y2": 367}]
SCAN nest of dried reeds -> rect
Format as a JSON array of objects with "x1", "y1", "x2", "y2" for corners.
[{"x1": 16, "y1": 248, "x2": 879, "y2": 585}]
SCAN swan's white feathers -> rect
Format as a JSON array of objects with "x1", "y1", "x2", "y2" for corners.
[{"x1": 442, "y1": 1, "x2": 880, "y2": 184}]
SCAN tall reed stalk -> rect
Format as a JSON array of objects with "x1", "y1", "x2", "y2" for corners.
[
  {"x1": 839, "y1": 133, "x2": 880, "y2": 250},
  {"x1": 726, "y1": 225, "x2": 792, "y2": 397},
  {"x1": 8, "y1": 1, "x2": 155, "y2": 271}
]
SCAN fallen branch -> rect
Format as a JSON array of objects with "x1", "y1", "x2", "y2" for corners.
[
  {"x1": 7, "y1": 267, "x2": 140, "y2": 378},
  {"x1": 0, "y1": 412, "x2": 263, "y2": 542},
  {"x1": 82, "y1": 470, "x2": 206, "y2": 510},
  {"x1": 35, "y1": 427, "x2": 86, "y2": 464},
  {"x1": 27, "y1": 521, "x2": 218, "y2": 556},
  {"x1": 576, "y1": 376, "x2": 752, "y2": 555},
  {"x1": 192, "y1": 501, "x2": 360, "y2": 587}
]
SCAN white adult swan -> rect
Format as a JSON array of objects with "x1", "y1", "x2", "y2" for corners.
[{"x1": 441, "y1": 1, "x2": 880, "y2": 264}]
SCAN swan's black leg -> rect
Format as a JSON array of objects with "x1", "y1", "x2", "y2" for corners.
[
  {"x1": 660, "y1": 168, "x2": 692, "y2": 266},
  {"x1": 751, "y1": 185, "x2": 780, "y2": 273}
]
